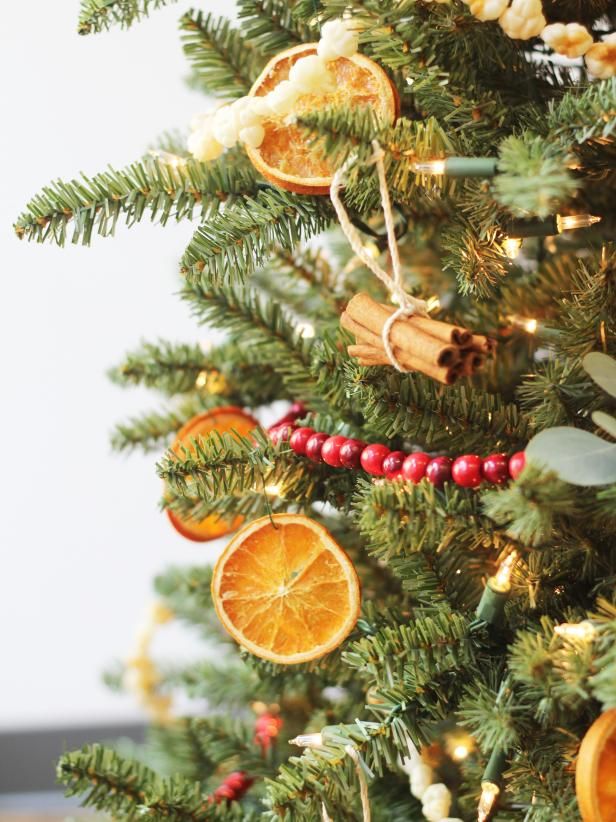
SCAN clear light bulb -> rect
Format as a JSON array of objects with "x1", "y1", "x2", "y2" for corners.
[
  {"x1": 477, "y1": 781, "x2": 499, "y2": 822},
  {"x1": 289, "y1": 732, "x2": 324, "y2": 748},
  {"x1": 556, "y1": 214, "x2": 601, "y2": 232},
  {"x1": 490, "y1": 552, "x2": 517, "y2": 593},
  {"x1": 412, "y1": 159, "x2": 446, "y2": 175},
  {"x1": 503, "y1": 237, "x2": 522, "y2": 259}
]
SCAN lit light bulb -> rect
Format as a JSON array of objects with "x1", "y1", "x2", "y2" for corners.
[
  {"x1": 554, "y1": 621, "x2": 597, "y2": 642},
  {"x1": 148, "y1": 149, "x2": 186, "y2": 169},
  {"x1": 524, "y1": 318, "x2": 538, "y2": 334},
  {"x1": 508, "y1": 315, "x2": 538, "y2": 334},
  {"x1": 556, "y1": 214, "x2": 601, "y2": 232},
  {"x1": 477, "y1": 780, "x2": 500, "y2": 822},
  {"x1": 503, "y1": 237, "x2": 522, "y2": 259},
  {"x1": 365, "y1": 242, "x2": 380, "y2": 259},
  {"x1": 297, "y1": 322, "x2": 315, "y2": 339},
  {"x1": 490, "y1": 551, "x2": 517, "y2": 593},
  {"x1": 289, "y1": 732, "x2": 324, "y2": 748},
  {"x1": 264, "y1": 483, "x2": 283, "y2": 498},
  {"x1": 412, "y1": 159, "x2": 446, "y2": 175},
  {"x1": 426, "y1": 295, "x2": 441, "y2": 312},
  {"x1": 195, "y1": 370, "x2": 208, "y2": 389},
  {"x1": 452, "y1": 743, "x2": 471, "y2": 761}
]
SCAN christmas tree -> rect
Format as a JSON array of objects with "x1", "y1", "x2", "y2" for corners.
[{"x1": 15, "y1": 1, "x2": 616, "y2": 820}]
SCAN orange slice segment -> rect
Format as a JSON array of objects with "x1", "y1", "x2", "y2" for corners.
[
  {"x1": 577, "y1": 708, "x2": 616, "y2": 822},
  {"x1": 166, "y1": 406, "x2": 259, "y2": 543},
  {"x1": 246, "y1": 43, "x2": 399, "y2": 194},
  {"x1": 211, "y1": 514, "x2": 361, "y2": 664}
]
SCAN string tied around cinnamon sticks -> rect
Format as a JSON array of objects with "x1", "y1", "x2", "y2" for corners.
[
  {"x1": 332, "y1": 142, "x2": 493, "y2": 386},
  {"x1": 330, "y1": 141, "x2": 429, "y2": 374}
]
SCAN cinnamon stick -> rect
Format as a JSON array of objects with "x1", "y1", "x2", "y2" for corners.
[
  {"x1": 347, "y1": 344, "x2": 460, "y2": 385},
  {"x1": 469, "y1": 334, "x2": 495, "y2": 354},
  {"x1": 344, "y1": 295, "x2": 460, "y2": 367},
  {"x1": 342, "y1": 311, "x2": 460, "y2": 368},
  {"x1": 460, "y1": 349, "x2": 485, "y2": 377},
  {"x1": 376, "y1": 296, "x2": 472, "y2": 346}
]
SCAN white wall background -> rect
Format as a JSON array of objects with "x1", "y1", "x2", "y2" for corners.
[{"x1": 0, "y1": 0, "x2": 236, "y2": 730}]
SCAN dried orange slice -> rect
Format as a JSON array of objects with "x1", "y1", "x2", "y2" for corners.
[
  {"x1": 166, "y1": 406, "x2": 258, "y2": 543},
  {"x1": 211, "y1": 514, "x2": 361, "y2": 664},
  {"x1": 576, "y1": 708, "x2": 616, "y2": 821},
  {"x1": 246, "y1": 43, "x2": 399, "y2": 195}
]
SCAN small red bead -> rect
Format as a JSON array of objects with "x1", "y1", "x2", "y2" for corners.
[
  {"x1": 482, "y1": 453, "x2": 509, "y2": 485},
  {"x1": 360, "y1": 443, "x2": 391, "y2": 476},
  {"x1": 402, "y1": 452, "x2": 431, "y2": 483},
  {"x1": 425, "y1": 456, "x2": 452, "y2": 487},
  {"x1": 509, "y1": 451, "x2": 526, "y2": 480},
  {"x1": 289, "y1": 427, "x2": 315, "y2": 456},
  {"x1": 305, "y1": 432, "x2": 329, "y2": 462},
  {"x1": 452, "y1": 454, "x2": 483, "y2": 488},
  {"x1": 321, "y1": 435, "x2": 348, "y2": 468},
  {"x1": 339, "y1": 438, "x2": 367, "y2": 470},
  {"x1": 383, "y1": 450, "x2": 406, "y2": 479},
  {"x1": 268, "y1": 423, "x2": 295, "y2": 444}
]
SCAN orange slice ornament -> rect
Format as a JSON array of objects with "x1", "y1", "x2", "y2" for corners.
[
  {"x1": 166, "y1": 406, "x2": 259, "y2": 542},
  {"x1": 577, "y1": 709, "x2": 616, "y2": 822},
  {"x1": 246, "y1": 43, "x2": 399, "y2": 195},
  {"x1": 211, "y1": 514, "x2": 361, "y2": 664}
]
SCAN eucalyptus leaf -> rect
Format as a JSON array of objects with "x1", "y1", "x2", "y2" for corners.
[
  {"x1": 526, "y1": 427, "x2": 616, "y2": 486},
  {"x1": 592, "y1": 411, "x2": 616, "y2": 439},
  {"x1": 583, "y1": 352, "x2": 616, "y2": 398}
]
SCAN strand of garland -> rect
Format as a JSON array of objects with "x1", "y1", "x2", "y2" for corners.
[{"x1": 268, "y1": 417, "x2": 526, "y2": 489}]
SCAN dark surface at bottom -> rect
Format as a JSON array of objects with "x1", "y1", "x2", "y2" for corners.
[{"x1": 0, "y1": 724, "x2": 145, "y2": 795}]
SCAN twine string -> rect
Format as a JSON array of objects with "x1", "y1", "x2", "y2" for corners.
[
  {"x1": 345, "y1": 745, "x2": 371, "y2": 822},
  {"x1": 330, "y1": 141, "x2": 428, "y2": 373}
]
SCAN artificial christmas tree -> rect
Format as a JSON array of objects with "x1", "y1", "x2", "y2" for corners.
[{"x1": 15, "y1": 1, "x2": 616, "y2": 819}]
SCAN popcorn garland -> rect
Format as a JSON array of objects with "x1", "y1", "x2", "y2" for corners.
[
  {"x1": 123, "y1": 601, "x2": 175, "y2": 724},
  {"x1": 401, "y1": 747, "x2": 463, "y2": 822},
  {"x1": 463, "y1": 0, "x2": 616, "y2": 78},
  {"x1": 187, "y1": 19, "x2": 359, "y2": 162}
]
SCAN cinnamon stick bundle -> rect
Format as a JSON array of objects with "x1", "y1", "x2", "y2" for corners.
[{"x1": 342, "y1": 292, "x2": 493, "y2": 386}]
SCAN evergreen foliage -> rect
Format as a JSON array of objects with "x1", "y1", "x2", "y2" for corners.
[{"x1": 19, "y1": 1, "x2": 616, "y2": 820}]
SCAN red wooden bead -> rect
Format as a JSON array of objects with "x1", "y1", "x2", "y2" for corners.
[
  {"x1": 452, "y1": 454, "x2": 483, "y2": 488},
  {"x1": 482, "y1": 453, "x2": 509, "y2": 485},
  {"x1": 289, "y1": 427, "x2": 315, "y2": 455},
  {"x1": 321, "y1": 435, "x2": 348, "y2": 468},
  {"x1": 383, "y1": 450, "x2": 406, "y2": 479},
  {"x1": 402, "y1": 452, "x2": 431, "y2": 483},
  {"x1": 425, "y1": 456, "x2": 452, "y2": 487},
  {"x1": 509, "y1": 450, "x2": 526, "y2": 480},
  {"x1": 360, "y1": 443, "x2": 391, "y2": 476},
  {"x1": 305, "y1": 432, "x2": 329, "y2": 462},
  {"x1": 268, "y1": 422, "x2": 295, "y2": 444},
  {"x1": 339, "y1": 438, "x2": 367, "y2": 470}
]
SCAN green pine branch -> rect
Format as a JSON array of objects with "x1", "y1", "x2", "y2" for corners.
[
  {"x1": 342, "y1": 357, "x2": 531, "y2": 452},
  {"x1": 78, "y1": 0, "x2": 177, "y2": 35},
  {"x1": 181, "y1": 188, "x2": 332, "y2": 283},
  {"x1": 546, "y1": 78, "x2": 616, "y2": 145},
  {"x1": 110, "y1": 341, "x2": 209, "y2": 395},
  {"x1": 181, "y1": 279, "x2": 325, "y2": 407},
  {"x1": 15, "y1": 154, "x2": 258, "y2": 246},
  {"x1": 237, "y1": 0, "x2": 314, "y2": 56},
  {"x1": 180, "y1": 11, "x2": 263, "y2": 98}
]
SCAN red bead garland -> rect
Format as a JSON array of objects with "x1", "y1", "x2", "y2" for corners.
[
  {"x1": 254, "y1": 711, "x2": 283, "y2": 752},
  {"x1": 279, "y1": 415, "x2": 525, "y2": 489},
  {"x1": 360, "y1": 443, "x2": 391, "y2": 476},
  {"x1": 211, "y1": 771, "x2": 254, "y2": 803},
  {"x1": 451, "y1": 454, "x2": 483, "y2": 488}
]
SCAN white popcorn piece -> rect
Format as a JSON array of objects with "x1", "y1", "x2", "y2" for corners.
[
  {"x1": 409, "y1": 761, "x2": 434, "y2": 800},
  {"x1": 187, "y1": 114, "x2": 225, "y2": 162},
  {"x1": 212, "y1": 104, "x2": 242, "y2": 148},
  {"x1": 464, "y1": 0, "x2": 508, "y2": 21},
  {"x1": 422, "y1": 783, "x2": 452, "y2": 822},
  {"x1": 239, "y1": 124, "x2": 266, "y2": 148},
  {"x1": 585, "y1": 33, "x2": 616, "y2": 79},
  {"x1": 499, "y1": 0, "x2": 546, "y2": 40},
  {"x1": 288, "y1": 54, "x2": 333, "y2": 93},
  {"x1": 317, "y1": 18, "x2": 360, "y2": 61},
  {"x1": 541, "y1": 22, "x2": 593, "y2": 58},
  {"x1": 265, "y1": 79, "x2": 302, "y2": 117}
]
